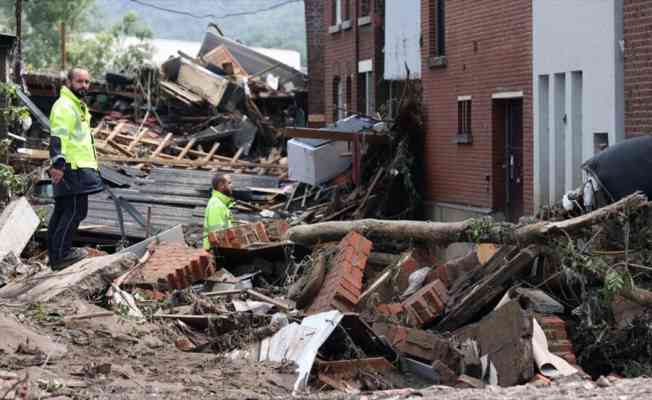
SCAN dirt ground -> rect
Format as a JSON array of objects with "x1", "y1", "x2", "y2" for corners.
[{"x1": 1, "y1": 297, "x2": 649, "y2": 400}]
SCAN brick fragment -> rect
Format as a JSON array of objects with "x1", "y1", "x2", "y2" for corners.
[
  {"x1": 376, "y1": 303, "x2": 403, "y2": 316},
  {"x1": 306, "y1": 232, "x2": 372, "y2": 314},
  {"x1": 401, "y1": 279, "x2": 448, "y2": 327},
  {"x1": 125, "y1": 242, "x2": 215, "y2": 290}
]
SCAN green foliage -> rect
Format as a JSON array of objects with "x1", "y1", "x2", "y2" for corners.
[
  {"x1": 67, "y1": 12, "x2": 154, "y2": 76},
  {"x1": 468, "y1": 218, "x2": 494, "y2": 243},
  {"x1": 0, "y1": 162, "x2": 27, "y2": 196},
  {"x1": 0, "y1": 2, "x2": 153, "y2": 76},
  {"x1": 0, "y1": 83, "x2": 29, "y2": 122},
  {"x1": 0, "y1": 0, "x2": 96, "y2": 71}
]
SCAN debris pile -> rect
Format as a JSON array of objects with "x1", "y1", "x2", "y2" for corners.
[{"x1": 3, "y1": 26, "x2": 652, "y2": 400}]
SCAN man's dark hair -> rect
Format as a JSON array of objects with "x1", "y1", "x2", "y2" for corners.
[
  {"x1": 67, "y1": 68, "x2": 86, "y2": 81},
  {"x1": 212, "y1": 174, "x2": 228, "y2": 190}
]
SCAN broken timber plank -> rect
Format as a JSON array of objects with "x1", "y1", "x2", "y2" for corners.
[
  {"x1": 12, "y1": 150, "x2": 286, "y2": 171},
  {"x1": 0, "y1": 197, "x2": 40, "y2": 257},
  {"x1": 0, "y1": 253, "x2": 138, "y2": 303},
  {"x1": 230, "y1": 147, "x2": 244, "y2": 165},
  {"x1": 246, "y1": 289, "x2": 293, "y2": 311},
  {"x1": 284, "y1": 183, "x2": 300, "y2": 211},
  {"x1": 202, "y1": 142, "x2": 221, "y2": 163},
  {"x1": 354, "y1": 167, "x2": 385, "y2": 218},
  {"x1": 127, "y1": 128, "x2": 150, "y2": 152},
  {"x1": 104, "y1": 122, "x2": 126, "y2": 145},
  {"x1": 107, "y1": 139, "x2": 136, "y2": 158},
  {"x1": 151, "y1": 133, "x2": 173, "y2": 159},
  {"x1": 437, "y1": 246, "x2": 539, "y2": 332},
  {"x1": 176, "y1": 137, "x2": 197, "y2": 160}
]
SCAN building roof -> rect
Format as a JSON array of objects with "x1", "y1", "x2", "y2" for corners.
[{"x1": 198, "y1": 26, "x2": 306, "y2": 92}]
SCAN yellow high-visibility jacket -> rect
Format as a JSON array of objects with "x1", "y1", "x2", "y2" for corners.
[
  {"x1": 49, "y1": 86, "x2": 98, "y2": 170},
  {"x1": 203, "y1": 190, "x2": 234, "y2": 250}
]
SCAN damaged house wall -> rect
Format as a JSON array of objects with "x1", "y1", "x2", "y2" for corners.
[
  {"x1": 533, "y1": 0, "x2": 624, "y2": 210},
  {"x1": 420, "y1": 0, "x2": 534, "y2": 222}
]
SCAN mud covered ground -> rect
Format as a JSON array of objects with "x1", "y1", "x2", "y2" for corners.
[{"x1": 1, "y1": 298, "x2": 649, "y2": 400}]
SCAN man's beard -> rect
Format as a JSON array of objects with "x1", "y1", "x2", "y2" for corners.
[{"x1": 71, "y1": 88, "x2": 88, "y2": 99}]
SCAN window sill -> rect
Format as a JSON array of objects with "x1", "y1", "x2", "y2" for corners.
[
  {"x1": 342, "y1": 20, "x2": 353, "y2": 30},
  {"x1": 453, "y1": 133, "x2": 472, "y2": 144},
  {"x1": 358, "y1": 16, "x2": 371, "y2": 26},
  {"x1": 428, "y1": 56, "x2": 448, "y2": 69},
  {"x1": 328, "y1": 24, "x2": 342, "y2": 34}
]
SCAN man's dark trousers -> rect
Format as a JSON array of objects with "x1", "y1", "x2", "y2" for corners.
[{"x1": 47, "y1": 194, "x2": 88, "y2": 265}]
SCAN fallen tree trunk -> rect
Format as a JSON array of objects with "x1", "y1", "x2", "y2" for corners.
[{"x1": 285, "y1": 193, "x2": 648, "y2": 247}]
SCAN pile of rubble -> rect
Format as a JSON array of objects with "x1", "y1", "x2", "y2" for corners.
[
  {"x1": 3, "y1": 185, "x2": 652, "y2": 396},
  {"x1": 4, "y1": 25, "x2": 652, "y2": 400},
  {"x1": 8, "y1": 27, "x2": 420, "y2": 248}
]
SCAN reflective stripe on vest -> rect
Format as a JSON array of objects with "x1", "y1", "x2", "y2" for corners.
[{"x1": 49, "y1": 87, "x2": 98, "y2": 170}]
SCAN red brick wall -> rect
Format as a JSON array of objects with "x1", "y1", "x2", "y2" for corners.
[
  {"x1": 321, "y1": 0, "x2": 384, "y2": 123},
  {"x1": 305, "y1": 0, "x2": 326, "y2": 120},
  {"x1": 420, "y1": 0, "x2": 533, "y2": 215},
  {"x1": 624, "y1": 0, "x2": 652, "y2": 138}
]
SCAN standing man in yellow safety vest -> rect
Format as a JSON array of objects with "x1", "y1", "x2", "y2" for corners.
[
  {"x1": 203, "y1": 174, "x2": 234, "y2": 250},
  {"x1": 47, "y1": 68, "x2": 103, "y2": 270}
]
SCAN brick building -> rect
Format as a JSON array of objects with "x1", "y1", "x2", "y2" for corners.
[
  {"x1": 420, "y1": 0, "x2": 534, "y2": 221},
  {"x1": 304, "y1": 0, "x2": 326, "y2": 126},
  {"x1": 624, "y1": 0, "x2": 652, "y2": 138},
  {"x1": 312, "y1": 0, "x2": 385, "y2": 124}
]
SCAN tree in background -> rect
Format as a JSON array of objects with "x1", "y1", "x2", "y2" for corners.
[
  {"x1": 68, "y1": 12, "x2": 155, "y2": 76},
  {"x1": 0, "y1": 1, "x2": 153, "y2": 76}
]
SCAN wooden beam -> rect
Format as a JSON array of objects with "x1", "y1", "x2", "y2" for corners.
[
  {"x1": 176, "y1": 137, "x2": 197, "y2": 160},
  {"x1": 230, "y1": 147, "x2": 244, "y2": 165},
  {"x1": 284, "y1": 127, "x2": 390, "y2": 145},
  {"x1": 12, "y1": 149, "x2": 286, "y2": 171},
  {"x1": 353, "y1": 167, "x2": 385, "y2": 217},
  {"x1": 201, "y1": 142, "x2": 220, "y2": 166},
  {"x1": 104, "y1": 122, "x2": 126, "y2": 144},
  {"x1": 107, "y1": 139, "x2": 136, "y2": 158},
  {"x1": 127, "y1": 128, "x2": 149, "y2": 152},
  {"x1": 151, "y1": 133, "x2": 173, "y2": 159}
]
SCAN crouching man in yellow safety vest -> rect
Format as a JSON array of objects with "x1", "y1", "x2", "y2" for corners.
[
  {"x1": 47, "y1": 68, "x2": 103, "y2": 270},
  {"x1": 203, "y1": 174, "x2": 234, "y2": 250}
]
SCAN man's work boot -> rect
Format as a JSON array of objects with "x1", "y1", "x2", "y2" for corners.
[{"x1": 50, "y1": 248, "x2": 88, "y2": 271}]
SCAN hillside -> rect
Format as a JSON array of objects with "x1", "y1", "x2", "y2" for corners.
[{"x1": 92, "y1": 0, "x2": 307, "y2": 63}]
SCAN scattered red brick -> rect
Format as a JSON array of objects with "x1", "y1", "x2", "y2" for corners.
[
  {"x1": 396, "y1": 253, "x2": 418, "y2": 293},
  {"x1": 125, "y1": 241, "x2": 215, "y2": 290},
  {"x1": 208, "y1": 220, "x2": 289, "y2": 249},
  {"x1": 401, "y1": 279, "x2": 448, "y2": 327},
  {"x1": 426, "y1": 264, "x2": 450, "y2": 288},
  {"x1": 372, "y1": 323, "x2": 457, "y2": 363},
  {"x1": 376, "y1": 303, "x2": 404, "y2": 316},
  {"x1": 175, "y1": 338, "x2": 195, "y2": 351},
  {"x1": 536, "y1": 314, "x2": 577, "y2": 365},
  {"x1": 306, "y1": 231, "x2": 372, "y2": 314}
]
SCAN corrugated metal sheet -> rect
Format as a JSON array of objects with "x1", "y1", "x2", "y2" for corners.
[{"x1": 384, "y1": 0, "x2": 421, "y2": 80}]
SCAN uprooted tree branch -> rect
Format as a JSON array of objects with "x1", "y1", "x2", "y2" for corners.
[
  {"x1": 287, "y1": 192, "x2": 652, "y2": 310},
  {"x1": 285, "y1": 192, "x2": 648, "y2": 247}
]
